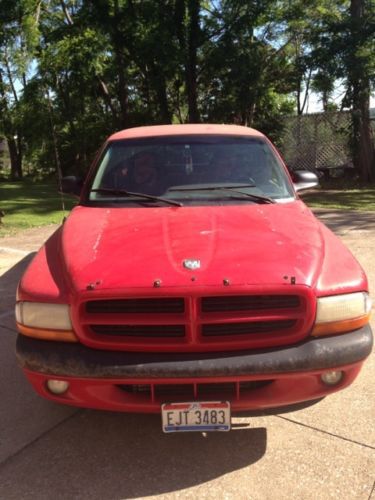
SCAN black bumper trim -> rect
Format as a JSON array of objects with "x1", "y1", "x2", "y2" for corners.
[{"x1": 16, "y1": 325, "x2": 373, "y2": 379}]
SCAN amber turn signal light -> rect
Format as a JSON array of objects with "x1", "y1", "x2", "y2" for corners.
[{"x1": 16, "y1": 322, "x2": 78, "y2": 342}]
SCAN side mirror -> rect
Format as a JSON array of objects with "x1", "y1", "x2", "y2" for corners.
[
  {"x1": 292, "y1": 170, "x2": 319, "y2": 192},
  {"x1": 60, "y1": 176, "x2": 83, "y2": 197}
]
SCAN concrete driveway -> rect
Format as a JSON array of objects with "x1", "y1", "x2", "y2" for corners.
[{"x1": 0, "y1": 211, "x2": 374, "y2": 500}]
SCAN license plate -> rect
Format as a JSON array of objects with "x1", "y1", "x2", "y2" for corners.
[{"x1": 161, "y1": 401, "x2": 231, "y2": 433}]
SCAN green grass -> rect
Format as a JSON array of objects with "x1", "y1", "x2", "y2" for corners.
[
  {"x1": 0, "y1": 179, "x2": 374, "y2": 238},
  {"x1": 300, "y1": 185, "x2": 375, "y2": 211},
  {"x1": 0, "y1": 179, "x2": 76, "y2": 237}
]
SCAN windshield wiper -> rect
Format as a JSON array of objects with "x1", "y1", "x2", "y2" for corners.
[
  {"x1": 219, "y1": 187, "x2": 275, "y2": 204},
  {"x1": 91, "y1": 188, "x2": 183, "y2": 207},
  {"x1": 169, "y1": 184, "x2": 275, "y2": 204}
]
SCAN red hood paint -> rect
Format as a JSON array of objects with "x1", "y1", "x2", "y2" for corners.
[
  {"x1": 59, "y1": 201, "x2": 324, "y2": 293},
  {"x1": 19, "y1": 200, "x2": 368, "y2": 302}
]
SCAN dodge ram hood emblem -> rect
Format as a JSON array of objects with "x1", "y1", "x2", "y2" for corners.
[{"x1": 183, "y1": 259, "x2": 201, "y2": 270}]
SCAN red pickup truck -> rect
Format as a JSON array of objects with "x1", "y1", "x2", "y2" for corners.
[{"x1": 15, "y1": 124, "x2": 372, "y2": 432}]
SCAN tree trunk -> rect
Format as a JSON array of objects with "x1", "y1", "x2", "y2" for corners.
[
  {"x1": 296, "y1": 78, "x2": 303, "y2": 116},
  {"x1": 7, "y1": 136, "x2": 23, "y2": 180},
  {"x1": 349, "y1": 0, "x2": 374, "y2": 182},
  {"x1": 116, "y1": 50, "x2": 129, "y2": 128},
  {"x1": 113, "y1": 0, "x2": 128, "y2": 129},
  {"x1": 151, "y1": 66, "x2": 172, "y2": 124},
  {"x1": 153, "y1": 2, "x2": 172, "y2": 124},
  {"x1": 351, "y1": 93, "x2": 374, "y2": 182},
  {"x1": 186, "y1": 0, "x2": 200, "y2": 123}
]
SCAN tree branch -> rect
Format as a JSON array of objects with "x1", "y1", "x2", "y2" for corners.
[
  {"x1": 4, "y1": 49, "x2": 19, "y2": 103},
  {"x1": 301, "y1": 68, "x2": 313, "y2": 114},
  {"x1": 60, "y1": 0, "x2": 74, "y2": 25}
]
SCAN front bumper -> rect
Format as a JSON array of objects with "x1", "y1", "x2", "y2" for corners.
[{"x1": 16, "y1": 325, "x2": 373, "y2": 412}]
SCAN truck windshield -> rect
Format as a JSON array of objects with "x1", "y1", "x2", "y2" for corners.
[{"x1": 88, "y1": 135, "x2": 295, "y2": 205}]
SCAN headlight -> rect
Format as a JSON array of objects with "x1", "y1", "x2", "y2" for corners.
[
  {"x1": 16, "y1": 302, "x2": 72, "y2": 329},
  {"x1": 312, "y1": 292, "x2": 372, "y2": 337},
  {"x1": 15, "y1": 302, "x2": 77, "y2": 342}
]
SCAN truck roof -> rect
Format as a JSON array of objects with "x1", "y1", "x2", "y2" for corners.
[{"x1": 109, "y1": 124, "x2": 265, "y2": 141}]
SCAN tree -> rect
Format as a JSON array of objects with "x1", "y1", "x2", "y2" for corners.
[
  {"x1": 309, "y1": 0, "x2": 375, "y2": 180},
  {"x1": 347, "y1": 0, "x2": 374, "y2": 181},
  {"x1": 2, "y1": 0, "x2": 371, "y2": 183},
  {"x1": 199, "y1": 1, "x2": 295, "y2": 130},
  {"x1": 0, "y1": 0, "x2": 40, "y2": 179},
  {"x1": 36, "y1": 0, "x2": 116, "y2": 174}
]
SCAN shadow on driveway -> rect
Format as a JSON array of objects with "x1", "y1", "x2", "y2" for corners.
[
  {"x1": 0, "y1": 253, "x2": 35, "y2": 315},
  {"x1": 0, "y1": 255, "x2": 267, "y2": 498},
  {"x1": 0, "y1": 410, "x2": 267, "y2": 498},
  {"x1": 313, "y1": 209, "x2": 375, "y2": 236}
]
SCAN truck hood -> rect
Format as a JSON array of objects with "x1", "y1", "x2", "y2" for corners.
[{"x1": 59, "y1": 201, "x2": 324, "y2": 292}]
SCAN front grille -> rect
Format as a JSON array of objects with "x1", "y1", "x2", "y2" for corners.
[
  {"x1": 86, "y1": 298, "x2": 185, "y2": 314},
  {"x1": 118, "y1": 380, "x2": 274, "y2": 401},
  {"x1": 90, "y1": 324, "x2": 185, "y2": 337},
  {"x1": 79, "y1": 290, "x2": 312, "y2": 352},
  {"x1": 201, "y1": 320, "x2": 296, "y2": 337},
  {"x1": 202, "y1": 295, "x2": 300, "y2": 312}
]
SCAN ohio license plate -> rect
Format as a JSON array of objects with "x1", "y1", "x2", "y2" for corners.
[{"x1": 161, "y1": 401, "x2": 231, "y2": 432}]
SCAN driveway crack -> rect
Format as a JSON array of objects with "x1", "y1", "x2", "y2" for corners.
[
  {"x1": 276, "y1": 415, "x2": 375, "y2": 450},
  {"x1": 368, "y1": 480, "x2": 375, "y2": 500},
  {"x1": 0, "y1": 410, "x2": 82, "y2": 470}
]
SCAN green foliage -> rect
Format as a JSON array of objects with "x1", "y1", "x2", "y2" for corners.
[{"x1": 0, "y1": 0, "x2": 373, "y2": 182}]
